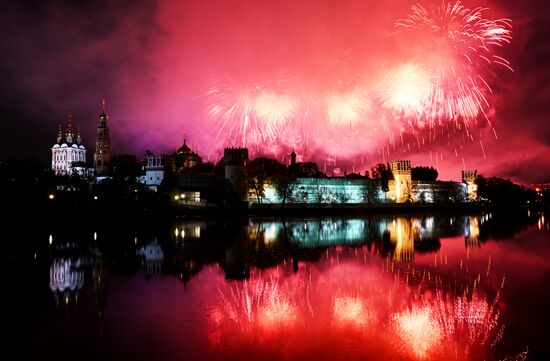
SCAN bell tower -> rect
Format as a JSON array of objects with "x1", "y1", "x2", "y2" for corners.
[
  {"x1": 94, "y1": 99, "x2": 111, "y2": 176},
  {"x1": 388, "y1": 160, "x2": 412, "y2": 203},
  {"x1": 462, "y1": 170, "x2": 478, "y2": 201}
]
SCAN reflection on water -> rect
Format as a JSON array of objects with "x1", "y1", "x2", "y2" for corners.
[{"x1": 12, "y1": 212, "x2": 547, "y2": 360}]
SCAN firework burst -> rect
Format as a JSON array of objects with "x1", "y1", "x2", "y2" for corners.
[
  {"x1": 325, "y1": 88, "x2": 370, "y2": 128},
  {"x1": 205, "y1": 78, "x2": 297, "y2": 146},
  {"x1": 380, "y1": 62, "x2": 434, "y2": 121},
  {"x1": 393, "y1": 1, "x2": 512, "y2": 124}
]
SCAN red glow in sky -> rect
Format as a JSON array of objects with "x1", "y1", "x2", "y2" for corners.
[{"x1": 1, "y1": 0, "x2": 549, "y2": 183}]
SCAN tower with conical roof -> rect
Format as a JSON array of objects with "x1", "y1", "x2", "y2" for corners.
[{"x1": 94, "y1": 100, "x2": 111, "y2": 176}]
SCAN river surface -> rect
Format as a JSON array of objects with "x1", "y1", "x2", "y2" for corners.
[{"x1": 6, "y1": 211, "x2": 550, "y2": 361}]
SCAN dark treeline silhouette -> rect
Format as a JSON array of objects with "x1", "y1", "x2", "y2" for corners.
[
  {"x1": 476, "y1": 175, "x2": 537, "y2": 208},
  {"x1": 411, "y1": 166, "x2": 438, "y2": 181}
]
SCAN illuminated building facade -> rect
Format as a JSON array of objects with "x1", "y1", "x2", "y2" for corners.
[
  {"x1": 139, "y1": 151, "x2": 166, "y2": 188},
  {"x1": 254, "y1": 176, "x2": 469, "y2": 205},
  {"x1": 51, "y1": 113, "x2": 87, "y2": 176}
]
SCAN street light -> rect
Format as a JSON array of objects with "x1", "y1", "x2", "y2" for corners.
[{"x1": 48, "y1": 194, "x2": 55, "y2": 200}]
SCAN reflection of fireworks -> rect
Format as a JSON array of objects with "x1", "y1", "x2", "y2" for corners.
[
  {"x1": 392, "y1": 306, "x2": 443, "y2": 359},
  {"x1": 394, "y1": 1, "x2": 513, "y2": 123},
  {"x1": 213, "y1": 276, "x2": 301, "y2": 333},
  {"x1": 207, "y1": 247, "x2": 511, "y2": 359},
  {"x1": 333, "y1": 294, "x2": 375, "y2": 327}
]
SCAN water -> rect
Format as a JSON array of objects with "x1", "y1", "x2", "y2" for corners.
[{"x1": 6, "y1": 211, "x2": 549, "y2": 361}]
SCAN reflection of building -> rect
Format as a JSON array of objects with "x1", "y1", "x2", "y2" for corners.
[
  {"x1": 51, "y1": 113, "x2": 88, "y2": 176},
  {"x1": 137, "y1": 241, "x2": 164, "y2": 276},
  {"x1": 465, "y1": 216, "x2": 480, "y2": 248},
  {"x1": 49, "y1": 257, "x2": 84, "y2": 307},
  {"x1": 94, "y1": 102, "x2": 111, "y2": 176},
  {"x1": 388, "y1": 218, "x2": 415, "y2": 262}
]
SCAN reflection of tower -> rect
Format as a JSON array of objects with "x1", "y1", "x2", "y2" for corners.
[
  {"x1": 388, "y1": 160, "x2": 411, "y2": 203},
  {"x1": 465, "y1": 216, "x2": 480, "y2": 248},
  {"x1": 462, "y1": 170, "x2": 478, "y2": 201},
  {"x1": 93, "y1": 252, "x2": 109, "y2": 335},
  {"x1": 223, "y1": 222, "x2": 250, "y2": 280},
  {"x1": 224, "y1": 148, "x2": 248, "y2": 202},
  {"x1": 388, "y1": 218, "x2": 414, "y2": 262},
  {"x1": 94, "y1": 100, "x2": 111, "y2": 175}
]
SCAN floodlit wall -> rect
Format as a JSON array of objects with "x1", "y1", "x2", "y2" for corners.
[
  {"x1": 252, "y1": 177, "x2": 469, "y2": 204},
  {"x1": 259, "y1": 178, "x2": 386, "y2": 204}
]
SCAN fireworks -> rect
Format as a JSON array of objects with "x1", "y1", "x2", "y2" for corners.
[
  {"x1": 201, "y1": 1, "x2": 513, "y2": 165},
  {"x1": 394, "y1": 1, "x2": 513, "y2": 123},
  {"x1": 380, "y1": 62, "x2": 433, "y2": 121},
  {"x1": 325, "y1": 88, "x2": 370, "y2": 128},
  {"x1": 205, "y1": 78, "x2": 296, "y2": 146}
]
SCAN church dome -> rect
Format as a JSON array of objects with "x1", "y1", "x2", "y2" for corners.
[{"x1": 177, "y1": 140, "x2": 192, "y2": 155}]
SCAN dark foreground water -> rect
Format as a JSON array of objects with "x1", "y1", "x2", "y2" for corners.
[{"x1": 6, "y1": 211, "x2": 550, "y2": 361}]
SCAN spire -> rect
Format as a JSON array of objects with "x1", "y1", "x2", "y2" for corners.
[
  {"x1": 56, "y1": 124, "x2": 63, "y2": 143},
  {"x1": 99, "y1": 99, "x2": 108, "y2": 126},
  {"x1": 76, "y1": 126, "x2": 82, "y2": 145},
  {"x1": 65, "y1": 112, "x2": 73, "y2": 143}
]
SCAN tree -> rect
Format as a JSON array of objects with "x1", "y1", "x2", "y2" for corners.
[
  {"x1": 370, "y1": 163, "x2": 390, "y2": 199},
  {"x1": 288, "y1": 162, "x2": 326, "y2": 178},
  {"x1": 411, "y1": 166, "x2": 438, "y2": 181},
  {"x1": 476, "y1": 175, "x2": 536, "y2": 207},
  {"x1": 248, "y1": 157, "x2": 288, "y2": 204},
  {"x1": 110, "y1": 154, "x2": 140, "y2": 180}
]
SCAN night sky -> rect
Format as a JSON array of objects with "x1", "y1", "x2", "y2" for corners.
[{"x1": 1, "y1": 0, "x2": 549, "y2": 184}]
